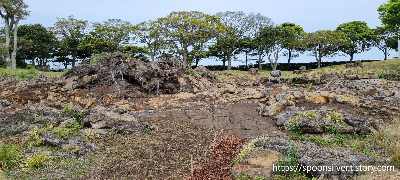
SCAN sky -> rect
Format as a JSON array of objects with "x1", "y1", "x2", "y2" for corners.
[{"x1": 20, "y1": 0, "x2": 397, "y2": 67}]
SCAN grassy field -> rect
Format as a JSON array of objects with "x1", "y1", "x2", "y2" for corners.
[
  {"x1": 219, "y1": 58, "x2": 400, "y2": 79},
  {"x1": 0, "y1": 68, "x2": 65, "y2": 79}
]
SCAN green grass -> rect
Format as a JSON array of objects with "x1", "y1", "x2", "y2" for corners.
[
  {"x1": 0, "y1": 142, "x2": 25, "y2": 170},
  {"x1": 0, "y1": 68, "x2": 64, "y2": 78}
]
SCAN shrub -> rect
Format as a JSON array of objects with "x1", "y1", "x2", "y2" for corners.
[
  {"x1": 28, "y1": 127, "x2": 43, "y2": 147},
  {"x1": 288, "y1": 111, "x2": 320, "y2": 136},
  {"x1": 0, "y1": 143, "x2": 24, "y2": 170},
  {"x1": 23, "y1": 152, "x2": 50, "y2": 169}
]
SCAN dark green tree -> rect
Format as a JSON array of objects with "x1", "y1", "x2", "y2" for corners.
[{"x1": 336, "y1": 21, "x2": 375, "y2": 62}]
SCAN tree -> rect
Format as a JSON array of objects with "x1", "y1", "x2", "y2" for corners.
[
  {"x1": 156, "y1": 11, "x2": 225, "y2": 67},
  {"x1": 378, "y1": 0, "x2": 400, "y2": 57},
  {"x1": 281, "y1": 22, "x2": 305, "y2": 70},
  {"x1": 17, "y1": 24, "x2": 56, "y2": 68},
  {"x1": 216, "y1": 11, "x2": 252, "y2": 70},
  {"x1": 259, "y1": 25, "x2": 293, "y2": 71},
  {"x1": 51, "y1": 15, "x2": 88, "y2": 67},
  {"x1": 372, "y1": 26, "x2": 397, "y2": 59},
  {"x1": 89, "y1": 19, "x2": 132, "y2": 53},
  {"x1": 302, "y1": 30, "x2": 350, "y2": 68},
  {"x1": 119, "y1": 45, "x2": 148, "y2": 59},
  {"x1": 134, "y1": 21, "x2": 168, "y2": 61},
  {"x1": 188, "y1": 41, "x2": 208, "y2": 67},
  {"x1": 237, "y1": 36, "x2": 257, "y2": 68},
  {"x1": 0, "y1": 0, "x2": 29, "y2": 69},
  {"x1": 246, "y1": 13, "x2": 273, "y2": 70},
  {"x1": 336, "y1": 21, "x2": 375, "y2": 62}
]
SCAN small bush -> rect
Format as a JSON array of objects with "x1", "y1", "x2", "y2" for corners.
[
  {"x1": 0, "y1": 143, "x2": 24, "y2": 170},
  {"x1": 23, "y1": 152, "x2": 50, "y2": 169},
  {"x1": 28, "y1": 127, "x2": 43, "y2": 147},
  {"x1": 288, "y1": 111, "x2": 320, "y2": 136}
]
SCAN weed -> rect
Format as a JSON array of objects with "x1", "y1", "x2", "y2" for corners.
[
  {"x1": 274, "y1": 139, "x2": 308, "y2": 179},
  {"x1": 201, "y1": 72, "x2": 207, "y2": 77},
  {"x1": 107, "y1": 130, "x2": 119, "y2": 137},
  {"x1": 0, "y1": 143, "x2": 24, "y2": 170},
  {"x1": 232, "y1": 136, "x2": 268, "y2": 166},
  {"x1": 324, "y1": 126, "x2": 339, "y2": 136},
  {"x1": 23, "y1": 152, "x2": 50, "y2": 169},
  {"x1": 28, "y1": 127, "x2": 43, "y2": 147}
]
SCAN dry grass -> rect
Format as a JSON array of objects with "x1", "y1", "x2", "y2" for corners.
[
  {"x1": 372, "y1": 118, "x2": 400, "y2": 165},
  {"x1": 82, "y1": 117, "x2": 218, "y2": 180}
]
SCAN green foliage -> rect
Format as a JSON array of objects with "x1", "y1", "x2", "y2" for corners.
[
  {"x1": 28, "y1": 127, "x2": 43, "y2": 147},
  {"x1": 23, "y1": 152, "x2": 50, "y2": 169},
  {"x1": 299, "y1": 135, "x2": 350, "y2": 148},
  {"x1": 336, "y1": 21, "x2": 375, "y2": 61},
  {"x1": 326, "y1": 111, "x2": 347, "y2": 125},
  {"x1": 301, "y1": 30, "x2": 350, "y2": 68},
  {"x1": 89, "y1": 53, "x2": 105, "y2": 65},
  {"x1": 393, "y1": 156, "x2": 400, "y2": 168},
  {"x1": 107, "y1": 130, "x2": 119, "y2": 137},
  {"x1": 0, "y1": 142, "x2": 24, "y2": 170},
  {"x1": 274, "y1": 139, "x2": 309, "y2": 179},
  {"x1": 89, "y1": 19, "x2": 132, "y2": 53},
  {"x1": 157, "y1": 11, "x2": 225, "y2": 66},
  {"x1": 378, "y1": 0, "x2": 400, "y2": 32},
  {"x1": 324, "y1": 125, "x2": 339, "y2": 136}
]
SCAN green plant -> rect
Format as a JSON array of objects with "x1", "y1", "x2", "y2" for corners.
[
  {"x1": 23, "y1": 152, "x2": 50, "y2": 169},
  {"x1": 274, "y1": 139, "x2": 308, "y2": 179},
  {"x1": 393, "y1": 156, "x2": 400, "y2": 168},
  {"x1": 53, "y1": 127, "x2": 71, "y2": 140},
  {"x1": 201, "y1": 72, "x2": 207, "y2": 77},
  {"x1": 28, "y1": 127, "x2": 43, "y2": 147},
  {"x1": 324, "y1": 125, "x2": 339, "y2": 136},
  {"x1": 0, "y1": 143, "x2": 24, "y2": 170},
  {"x1": 107, "y1": 130, "x2": 119, "y2": 137}
]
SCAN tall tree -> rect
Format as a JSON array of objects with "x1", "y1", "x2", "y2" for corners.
[
  {"x1": 336, "y1": 21, "x2": 375, "y2": 62},
  {"x1": 119, "y1": 45, "x2": 148, "y2": 59},
  {"x1": 302, "y1": 30, "x2": 350, "y2": 68},
  {"x1": 89, "y1": 19, "x2": 132, "y2": 53},
  {"x1": 156, "y1": 11, "x2": 225, "y2": 67},
  {"x1": 0, "y1": 0, "x2": 29, "y2": 69},
  {"x1": 378, "y1": 0, "x2": 400, "y2": 57},
  {"x1": 246, "y1": 13, "x2": 273, "y2": 70},
  {"x1": 216, "y1": 11, "x2": 252, "y2": 70},
  {"x1": 372, "y1": 26, "x2": 397, "y2": 60},
  {"x1": 18, "y1": 24, "x2": 56, "y2": 68},
  {"x1": 237, "y1": 36, "x2": 257, "y2": 68},
  {"x1": 259, "y1": 25, "x2": 293, "y2": 71},
  {"x1": 50, "y1": 15, "x2": 88, "y2": 67},
  {"x1": 134, "y1": 21, "x2": 168, "y2": 61},
  {"x1": 281, "y1": 22, "x2": 305, "y2": 70}
]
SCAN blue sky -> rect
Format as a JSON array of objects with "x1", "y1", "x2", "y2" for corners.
[{"x1": 21, "y1": 0, "x2": 396, "y2": 67}]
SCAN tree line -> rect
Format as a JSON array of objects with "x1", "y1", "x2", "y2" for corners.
[{"x1": 0, "y1": 0, "x2": 399, "y2": 70}]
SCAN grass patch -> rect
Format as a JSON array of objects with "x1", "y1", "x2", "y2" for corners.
[
  {"x1": 371, "y1": 119, "x2": 400, "y2": 167},
  {"x1": 0, "y1": 68, "x2": 63, "y2": 78},
  {"x1": 273, "y1": 139, "x2": 310, "y2": 179},
  {"x1": 0, "y1": 142, "x2": 25, "y2": 171}
]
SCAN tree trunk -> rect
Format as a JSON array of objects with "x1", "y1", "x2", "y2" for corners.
[
  {"x1": 258, "y1": 46, "x2": 262, "y2": 70},
  {"x1": 287, "y1": 49, "x2": 292, "y2": 71},
  {"x1": 227, "y1": 53, "x2": 231, "y2": 70},
  {"x1": 398, "y1": 40, "x2": 400, "y2": 59},
  {"x1": 222, "y1": 59, "x2": 226, "y2": 70},
  {"x1": 314, "y1": 47, "x2": 320, "y2": 69},
  {"x1": 350, "y1": 53, "x2": 354, "y2": 63},
  {"x1": 245, "y1": 52, "x2": 248, "y2": 69},
  {"x1": 384, "y1": 46, "x2": 387, "y2": 60},
  {"x1": 31, "y1": 56, "x2": 36, "y2": 69},
  {"x1": 182, "y1": 43, "x2": 188, "y2": 67},
  {"x1": 11, "y1": 20, "x2": 19, "y2": 69},
  {"x1": 72, "y1": 49, "x2": 77, "y2": 67},
  {"x1": 4, "y1": 19, "x2": 11, "y2": 69}
]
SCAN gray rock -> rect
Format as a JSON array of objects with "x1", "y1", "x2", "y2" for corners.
[
  {"x1": 113, "y1": 122, "x2": 149, "y2": 134},
  {"x1": 297, "y1": 117, "x2": 333, "y2": 134},
  {"x1": 0, "y1": 101, "x2": 11, "y2": 108}
]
